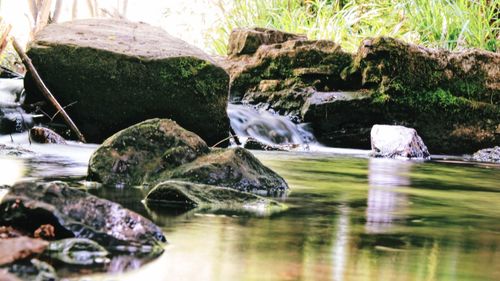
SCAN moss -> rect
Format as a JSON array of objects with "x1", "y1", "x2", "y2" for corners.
[{"x1": 25, "y1": 44, "x2": 229, "y2": 145}]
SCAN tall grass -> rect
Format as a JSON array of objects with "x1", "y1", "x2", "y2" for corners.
[{"x1": 209, "y1": 0, "x2": 499, "y2": 54}]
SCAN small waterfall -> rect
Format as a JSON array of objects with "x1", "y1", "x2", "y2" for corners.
[
  {"x1": 0, "y1": 78, "x2": 34, "y2": 134},
  {"x1": 227, "y1": 103, "x2": 316, "y2": 149}
]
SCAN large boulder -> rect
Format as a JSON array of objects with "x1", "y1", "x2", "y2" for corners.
[
  {"x1": 24, "y1": 19, "x2": 229, "y2": 145},
  {"x1": 0, "y1": 181, "x2": 166, "y2": 250},
  {"x1": 88, "y1": 118, "x2": 289, "y2": 195},
  {"x1": 370, "y1": 125, "x2": 430, "y2": 159}
]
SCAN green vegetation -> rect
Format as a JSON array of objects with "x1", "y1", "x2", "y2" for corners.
[{"x1": 210, "y1": 0, "x2": 499, "y2": 54}]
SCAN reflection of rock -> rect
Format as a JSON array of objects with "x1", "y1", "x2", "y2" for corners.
[
  {"x1": 5, "y1": 259, "x2": 57, "y2": 281},
  {"x1": 471, "y1": 146, "x2": 500, "y2": 163},
  {"x1": 0, "y1": 181, "x2": 166, "y2": 250},
  {"x1": 365, "y1": 158, "x2": 412, "y2": 233},
  {"x1": 146, "y1": 180, "x2": 282, "y2": 211},
  {"x1": 45, "y1": 238, "x2": 109, "y2": 265},
  {"x1": 370, "y1": 125, "x2": 430, "y2": 159}
]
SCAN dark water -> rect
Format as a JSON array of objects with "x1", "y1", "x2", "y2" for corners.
[{"x1": 1, "y1": 144, "x2": 499, "y2": 281}]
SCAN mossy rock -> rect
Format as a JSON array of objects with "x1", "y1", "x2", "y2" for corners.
[
  {"x1": 165, "y1": 147, "x2": 288, "y2": 195},
  {"x1": 88, "y1": 119, "x2": 289, "y2": 195},
  {"x1": 145, "y1": 180, "x2": 283, "y2": 212},
  {"x1": 24, "y1": 19, "x2": 229, "y2": 145},
  {"x1": 224, "y1": 34, "x2": 354, "y2": 101},
  {"x1": 88, "y1": 118, "x2": 209, "y2": 186},
  {"x1": 351, "y1": 37, "x2": 500, "y2": 104}
]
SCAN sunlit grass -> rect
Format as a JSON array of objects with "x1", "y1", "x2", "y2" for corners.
[{"x1": 209, "y1": 0, "x2": 499, "y2": 54}]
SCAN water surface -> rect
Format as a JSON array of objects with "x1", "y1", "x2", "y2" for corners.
[{"x1": 1, "y1": 145, "x2": 499, "y2": 281}]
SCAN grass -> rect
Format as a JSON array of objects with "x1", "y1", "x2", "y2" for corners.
[{"x1": 208, "y1": 0, "x2": 499, "y2": 55}]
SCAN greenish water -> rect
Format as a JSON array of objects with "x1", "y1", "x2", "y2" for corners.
[
  {"x1": 87, "y1": 151, "x2": 500, "y2": 281},
  {"x1": 1, "y1": 146, "x2": 499, "y2": 281}
]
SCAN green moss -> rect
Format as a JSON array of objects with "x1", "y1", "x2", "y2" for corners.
[{"x1": 26, "y1": 44, "x2": 229, "y2": 145}]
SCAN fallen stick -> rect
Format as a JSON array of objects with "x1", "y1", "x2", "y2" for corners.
[{"x1": 12, "y1": 37, "x2": 86, "y2": 143}]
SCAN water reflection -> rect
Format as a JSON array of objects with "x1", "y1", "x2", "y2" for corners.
[
  {"x1": 332, "y1": 205, "x2": 349, "y2": 281},
  {"x1": 366, "y1": 158, "x2": 412, "y2": 233}
]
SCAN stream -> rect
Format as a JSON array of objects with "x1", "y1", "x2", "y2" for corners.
[
  {"x1": 1, "y1": 79, "x2": 499, "y2": 280},
  {"x1": 0, "y1": 135, "x2": 499, "y2": 281}
]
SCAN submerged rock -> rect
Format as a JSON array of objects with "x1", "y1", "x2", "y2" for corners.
[
  {"x1": 145, "y1": 180, "x2": 282, "y2": 211},
  {"x1": 88, "y1": 119, "x2": 289, "y2": 195},
  {"x1": 0, "y1": 181, "x2": 166, "y2": 250},
  {"x1": 29, "y1": 127, "x2": 67, "y2": 144},
  {"x1": 25, "y1": 19, "x2": 229, "y2": 145},
  {"x1": 0, "y1": 237, "x2": 48, "y2": 266},
  {"x1": 370, "y1": 125, "x2": 430, "y2": 159},
  {"x1": 471, "y1": 146, "x2": 500, "y2": 163}
]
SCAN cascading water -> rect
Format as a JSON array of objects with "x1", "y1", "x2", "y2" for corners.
[
  {"x1": 227, "y1": 103, "x2": 316, "y2": 149},
  {"x1": 0, "y1": 78, "x2": 34, "y2": 134},
  {"x1": 227, "y1": 103, "x2": 370, "y2": 155}
]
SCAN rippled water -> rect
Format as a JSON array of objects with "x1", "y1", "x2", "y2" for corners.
[{"x1": 1, "y1": 142, "x2": 499, "y2": 281}]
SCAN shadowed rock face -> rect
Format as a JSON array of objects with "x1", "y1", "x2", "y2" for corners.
[
  {"x1": 24, "y1": 18, "x2": 229, "y2": 145},
  {"x1": 370, "y1": 125, "x2": 430, "y2": 159},
  {"x1": 0, "y1": 181, "x2": 166, "y2": 250},
  {"x1": 88, "y1": 118, "x2": 289, "y2": 196}
]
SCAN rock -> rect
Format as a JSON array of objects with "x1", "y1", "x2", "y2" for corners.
[
  {"x1": 0, "y1": 237, "x2": 48, "y2": 265},
  {"x1": 145, "y1": 180, "x2": 282, "y2": 210},
  {"x1": 88, "y1": 118, "x2": 289, "y2": 195},
  {"x1": 351, "y1": 37, "x2": 500, "y2": 104},
  {"x1": 166, "y1": 147, "x2": 288, "y2": 195},
  {"x1": 88, "y1": 118, "x2": 209, "y2": 187},
  {"x1": 29, "y1": 127, "x2": 67, "y2": 144},
  {"x1": 224, "y1": 32, "x2": 354, "y2": 101},
  {"x1": 0, "y1": 181, "x2": 166, "y2": 250},
  {"x1": 24, "y1": 19, "x2": 229, "y2": 145},
  {"x1": 45, "y1": 238, "x2": 109, "y2": 265},
  {"x1": 370, "y1": 125, "x2": 430, "y2": 159},
  {"x1": 224, "y1": 31, "x2": 499, "y2": 154},
  {"x1": 471, "y1": 146, "x2": 500, "y2": 163},
  {"x1": 228, "y1": 27, "x2": 306, "y2": 56},
  {"x1": 301, "y1": 90, "x2": 381, "y2": 148}
]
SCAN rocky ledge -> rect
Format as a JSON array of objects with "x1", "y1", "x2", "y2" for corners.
[{"x1": 221, "y1": 28, "x2": 499, "y2": 154}]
